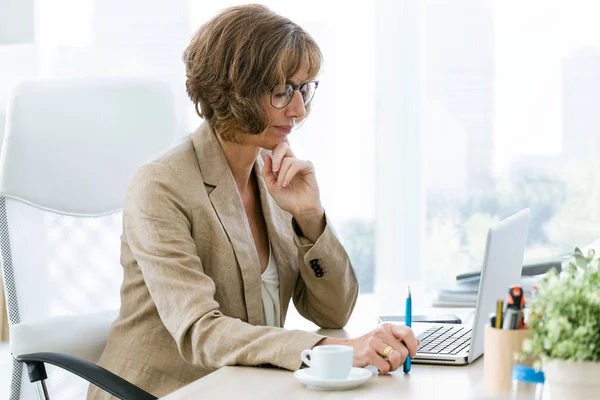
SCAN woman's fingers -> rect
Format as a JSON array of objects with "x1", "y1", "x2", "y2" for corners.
[
  {"x1": 374, "y1": 338, "x2": 405, "y2": 372},
  {"x1": 269, "y1": 142, "x2": 307, "y2": 187},
  {"x1": 384, "y1": 336, "x2": 409, "y2": 365},
  {"x1": 270, "y1": 142, "x2": 294, "y2": 173},
  {"x1": 368, "y1": 338, "x2": 392, "y2": 375},
  {"x1": 262, "y1": 154, "x2": 276, "y2": 185},
  {"x1": 348, "y1": 324, "x2": 420, "y2": 376},
  {"x1": 277, "y1": 158, "x2": 312, "y2": 187},
  {"x1": 365, "y1": 334, "x2": 409, "y2": 375},
  {"x1": 375, "y1": 327, "x2": 411, "y2": 371},
  {"x1": 387, "y1": 324, "x2": 419, "y2": 358}
]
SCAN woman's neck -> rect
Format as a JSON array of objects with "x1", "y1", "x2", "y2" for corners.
[{"x1": 217, "y1": 135, "x2": 261, "y2": 193}]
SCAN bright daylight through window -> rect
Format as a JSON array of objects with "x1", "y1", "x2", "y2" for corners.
[{"x1": 1, "y1": 0, "x2": 599, "y2": 306}]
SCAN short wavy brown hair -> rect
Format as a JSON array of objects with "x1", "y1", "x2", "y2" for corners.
[{"x1": 183, "y1": 4, "x2": 322, "y2": 141}]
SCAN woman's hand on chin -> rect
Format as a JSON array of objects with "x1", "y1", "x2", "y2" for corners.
[{"x1": 262, "y1": 142, "x2": 322, "y2": 217}]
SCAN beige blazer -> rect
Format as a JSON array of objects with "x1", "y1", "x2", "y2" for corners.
[{"x1": 88, "y1": 122, "x2": 359, "y2": 399}]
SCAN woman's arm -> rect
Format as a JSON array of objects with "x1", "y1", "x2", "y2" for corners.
[
  {"x1": 261, "y1": 142, "x2": 359, "y2": 329},
  {"x1": 124, "y1": 161, "x2": 325, "y2": 371},
  {"x1": 290, "y1": 212, "x2": 359, "y2": 329},
  {"x1": 293, "y1": 208, "x2": 326, "y2": 243}
]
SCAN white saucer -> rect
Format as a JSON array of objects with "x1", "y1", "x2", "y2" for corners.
[{"x1": 293, "y1": 367, "x2": 373, "y2": 391}]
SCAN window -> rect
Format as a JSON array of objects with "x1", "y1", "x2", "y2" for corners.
[
  {"x1": 376, "y1": 0, "x2": 600, "y2": 310},
  {"x1": 1, "y1": 0, "x2": 599, "y2": 310}
]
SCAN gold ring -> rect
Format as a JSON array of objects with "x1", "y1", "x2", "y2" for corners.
[{"x1": 383, "y1": 345, "x2": 395, "y2": 358}]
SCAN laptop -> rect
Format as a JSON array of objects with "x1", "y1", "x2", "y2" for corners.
[{"x1": 411, "y1": 208, "x2": 531, "y2": 365}]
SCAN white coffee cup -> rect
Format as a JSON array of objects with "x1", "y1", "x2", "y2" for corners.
[{"x1": 300, "y1": 345, "x2": 353, "y2": 380}]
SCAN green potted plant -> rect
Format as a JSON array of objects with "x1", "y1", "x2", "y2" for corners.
[{"x1": 519, "y1": 247, "x2": 600, "y2": 399}]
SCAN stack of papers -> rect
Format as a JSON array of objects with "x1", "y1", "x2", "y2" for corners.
[
  {"x1": 433, "y1": 286, "x2": 478, "y2": 307},
  {"x1": 432, "y1": 276, "x2": 543, "y2": 307}
]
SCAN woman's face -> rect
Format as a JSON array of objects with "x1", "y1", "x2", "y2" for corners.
[{"x1": 246, "y1": 66, "x2": 310, "y2": 150}]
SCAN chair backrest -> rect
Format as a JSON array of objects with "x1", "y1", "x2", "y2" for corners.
[{"x1": 0, "y1": 76, "x2": 177, "y2": 400}]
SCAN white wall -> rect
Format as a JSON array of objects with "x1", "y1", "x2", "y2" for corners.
[{"x1": 0, "y1": 0, "x2": 34, "y2": 45}]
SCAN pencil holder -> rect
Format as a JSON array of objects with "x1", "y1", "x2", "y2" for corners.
[{"x1": 483, "y1": 325, "x2": 532, "y2": 397}]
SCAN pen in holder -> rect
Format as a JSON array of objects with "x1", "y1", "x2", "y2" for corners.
[{"x1": 483, "y1": 325, "x2": 532, "y2": 397}]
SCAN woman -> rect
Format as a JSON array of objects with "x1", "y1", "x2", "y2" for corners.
[{"x1": 88, "y1": 4, "x2": 417, "y2": 399}]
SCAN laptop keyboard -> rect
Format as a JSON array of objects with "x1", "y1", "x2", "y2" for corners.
[{"x1": 416, "y1": 326, "x2": 471, "y2": 355}]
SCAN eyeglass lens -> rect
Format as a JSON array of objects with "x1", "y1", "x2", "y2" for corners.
[{"x1": 271, "y1": 81, "x2": 316, "y2": 108}]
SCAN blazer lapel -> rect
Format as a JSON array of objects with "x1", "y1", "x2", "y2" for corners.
[
  {"x1": 190, "y1": 123, "x2": 263, "y2": 326},
  {"x1": 254, "y1": 156, "x2": 297, "y2": 327}
]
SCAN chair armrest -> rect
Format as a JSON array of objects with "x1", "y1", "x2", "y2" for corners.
[
  {"x1": 16, "y1": 352, "x2": 157, "y2": 400},
  {"x1": 10, "y1": 310, "x2": 119, "y2": 363}
]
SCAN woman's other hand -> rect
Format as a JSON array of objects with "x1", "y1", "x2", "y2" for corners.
[
  {"x1": 315, "y1": 323, "x2": 420, "y2": 375},
  {"x1": 262, "y1": 142, "x2": 325, "y2": 241}
]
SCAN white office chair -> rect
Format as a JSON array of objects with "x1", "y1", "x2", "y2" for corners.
[{"x1": 0, "y1": 76, "x2": 178, "y2": 399}]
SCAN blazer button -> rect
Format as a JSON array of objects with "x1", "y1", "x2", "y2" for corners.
[
  {"x1": 315, "y1": 271, "x2": 324, "y2": 278},
  {"x1": 310, "y1": 259, "x2": 319, "y2": 265},
  {"x1": 311, "y1": 264, "x2": 319, "y2": 270}
]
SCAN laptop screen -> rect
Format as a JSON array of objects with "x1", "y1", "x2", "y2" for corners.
[{"x1": 467, "y1": 208, "x2": 530, "y2": 362}]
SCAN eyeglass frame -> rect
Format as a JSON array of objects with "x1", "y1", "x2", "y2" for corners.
[{"x1": 269, "y1": 80, "x2": 319, "y2": 109}]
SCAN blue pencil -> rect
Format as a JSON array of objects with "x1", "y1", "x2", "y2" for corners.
[{"x1": 404, "y1": 286, "x2": 412, "y2": 374}]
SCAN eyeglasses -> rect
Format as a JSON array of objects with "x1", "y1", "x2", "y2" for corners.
[{"x1": 269, "y1": 80, "x2": 319, "y2": 109}]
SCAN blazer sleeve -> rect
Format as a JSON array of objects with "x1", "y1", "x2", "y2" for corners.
[
  {"x1": 291, "y1": 215, "x2": 359, "y2": 329},
  {"x1": 123, "y1": 161, "x2": 325, "y2": 371}
]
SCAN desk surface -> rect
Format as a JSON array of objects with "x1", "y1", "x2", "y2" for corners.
[
  {"x1": 160, "y1": 299, "x2": 494, "y2": 400},
  {"x1": 161, "y1": 358, "x2": 485, "y2": 400}
]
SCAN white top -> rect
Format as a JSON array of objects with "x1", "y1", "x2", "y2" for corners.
[{"x1": 261, "y1": 246, "x2": 281, "y2": 327}]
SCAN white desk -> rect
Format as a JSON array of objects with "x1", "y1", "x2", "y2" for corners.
[
  {"x1": 161, "y1": 358, "x2": 485, "y2": 400},
  {"x1": 160, "y1": 298, "x2": 499, "y2": 400}
]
